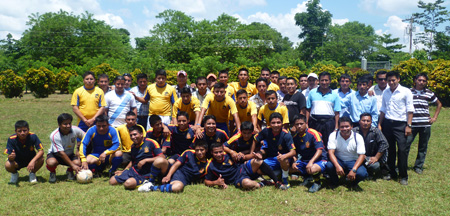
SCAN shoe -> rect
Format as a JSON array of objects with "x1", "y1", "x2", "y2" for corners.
[
  {"x1": 308, "y1": 183, "x2": 321, "y2": 193},
  {"x1": 138, "y1": 180, "x2": 154, "y2": 192},
  {"x1": 400, "y1": 178, "x2": 408, "y2": 186},
  {"x1": 9, "y1": 172, "x2": 19, "y2": 184},
  {"x1": 260, "y1": 179, "x2": 275, "y2": 186},
  {"x1": 66, "y1": 171, "x2": 75, "y2": 180},
  {"x1": 49, "y1": 172, "x2": 56, "y2": 183},
  {"x1": 300, "y1": 176, "x2": 313, "y2": 186},
  {"x1": 93, "y1": 171, "x2": 102, "y2": 178},
  {"x1": 414, "y1": 168, "x2": 423, "y2": 175},
  {"x1": 290, "y1": 174, "x2": 299, "y2": 181},
  {"x1": 383, "y1": 174, "x2": 391, "y2": 181},
  {"x1": 350, "y1": 184, "x2": 363, "y2": 192},
  {"x1": 276, "y1": 181, "x2": 290, "y2": 190},
  {"x1": 29, "y1": 172, "x2": 37, "y2": 183}
]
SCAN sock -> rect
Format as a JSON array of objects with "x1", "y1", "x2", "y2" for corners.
[
  {"x1": 151, "y1": 184, "x2": 173, "y2": 192},
  {"x1": 149, "y1": 165, "x2": 161, "y2": 183},
  {"x1": 110, "y1": 157, "x2": 123, "y2": 172},
  {"x1": 259, "y1": 162, "x2": 278, "y2": 182},
  {"x1": 46, "y1": 164, "x2": 57, "y2": 173},
  {"x1": 282, "y1": 169, "x2": 289, "y2": 184}
]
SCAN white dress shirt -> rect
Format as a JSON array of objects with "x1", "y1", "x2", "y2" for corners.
[{"x1": 379, "y1": 84, "x2": 414, "y2": 122}]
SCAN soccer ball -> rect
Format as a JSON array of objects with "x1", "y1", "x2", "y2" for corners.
[{"x1": 76, "y1": 170, "x2": 93, "y2": 184}]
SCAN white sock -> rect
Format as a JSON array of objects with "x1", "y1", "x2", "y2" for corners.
[{"x1": 282, "y1": 169, "x2": 289, "y2": 179}]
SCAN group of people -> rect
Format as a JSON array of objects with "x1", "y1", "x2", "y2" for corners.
[{"x1": 4, "y1": 67, "x2": 441, "y2": 193}]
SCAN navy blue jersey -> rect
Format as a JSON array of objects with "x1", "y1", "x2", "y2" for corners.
[
  {"x1": 130, "y1": 138, "x2": 163, "y2": 176},
  {"x1": 177, "y1": 149, "x2": 208, "y2": 179},
  {"x1": 255, "y1": 128, "x2": 295, "y2": 157},
  {"x1": 146, "y1": 128, "x2": 170, "y2": 148},
  {"x1": 167, "y1": 125, "x2": 195, "y2": 155},
  {"x1": 293, "y1": 128, "x2": 327, "y2": 162},
  {"x1": 205, "y1": 153, "x2": 240, "y2": 184},
  {"x1": 4, "y1": 133, "x2": 44, "y2": 159},
  {"x1": 224, "y1": 132, "x2": 254, "y2": 153},
  {"x1": 192, "y1": 128, "x2": 229, "y2": 149}
]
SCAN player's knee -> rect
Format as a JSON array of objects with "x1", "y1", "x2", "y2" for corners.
[
  {"x1": 123, "y1": 179, "x2": 137, "y2": 189},
  {"x1": 153, "y1": 157, "x2": 168, "y2": 167},
  {"x1": 241, "y1": 179, "x2": 257, "y2": 190},
  {"x1": 73, "y1": 159, "x2": 81, "y2": 166},
  {"x1": 46, "y1": 158, "x2": 58, "y2": 167},
  {"x1": 5, "y1": 161, "x2": 16, "y2": 172},
  {"x1": 109, "y1": 177, "x2": 118, "y2": 185},
  {"x1": 171, "y1": 182, "x2": 184, "y2": 192}
]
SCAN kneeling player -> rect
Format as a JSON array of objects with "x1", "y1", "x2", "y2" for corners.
[
  {"x1": 46, "y1": 113, "x2": 85, "y2": 183},
  {"x1": 291, "y1": 115, "x2": 327, "y2": 193},
  {"x1": 205, "y1": 143, "x2": 281, "y2": 190},
  {"x1": 223, "y1": 121, "x2": 257, "y2": 162},
  {"x1": 146, "y1": 115, "x2": 170, "y2": 155},
  {"x1": 5, "y1": 120, "x2": 45, "y2": 184},
  {"x1": 138, "y1": 140, "x2": 208, "y2": 193},
  {"x1": 109, "y1": 125, "x2": 168, "y2": 190}
]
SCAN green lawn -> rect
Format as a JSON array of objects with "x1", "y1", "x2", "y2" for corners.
[{"x1": 0, "y1": 94, "x2": 449, "y2": 215}]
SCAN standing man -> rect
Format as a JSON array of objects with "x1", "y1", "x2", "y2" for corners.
[
  {"x1": 298, "y1": 74, "x2": 309, "y2": 92},
  {"x1": 192, "y1": 76, "x2": 211, "y2": 106},
  {"x1": 261, "y1": 68, "x2": 279, "y2": 92},
  {"x1": 216, "y1": 70, "x2": 236, "y2": 101},
  {"x1": 369, "y1": 70, "x2": 388, "y2": 112},
  {"x1": 257, "y1": 90, "x2": 289, "y2": 130},
  {"x1": 105, "y1": 76, "x2": 137, "y2": 128},
  {"x1": 172, "y1": 87, "x2": 201, "y2": 126},
  {"x1": 342, "y1": 77, "x2": 378, "y2": 127},
  {"x1": 306, "y1": 72, "x2": 340, "y2": 149},
  {"x1": 378, "y1": 71, "x2": 414, "y2": 185},
  {"x1": 333, "y1": 74, "x2": 353, "y2": 118},
  {"x1": 130, "y1": 73, "x2": 149, "y2": 129},
  {"x1": 230, "y1": 68, "x2": 257, "y2": 97},
  {"x1": 276, "y1": 76, "x2": 288, "y2": 103},
  {"x1": 173, "y1": 70, "x2": 195, "y2": 98},
  {"x1": 234, "y1": 90, "x2": 258, "y2": 133},
  {"x1": 123, "y1": 73, "x2": 133, "y2": 91},
  {"x1": 302, "y1": 73, "x2": 319, "y2": 100},
  {"x1": 98, "y1": 74, "x2": 111, "y2": 94},
  {"x1": 269, "y1": 71, "x2": 280, "y2": 91},
  {"x1": 283, "y1": 77, "x2": 306, "y2": 127},
  {"x1": 206, "y1": 73, "x2": 217, "y2": 90},
  {"x1": 249, "y1": 78, "x2": 269, "y2": 111},
  {"x1": 407, "y1": 73, "x2": 442, "y2": 175}
]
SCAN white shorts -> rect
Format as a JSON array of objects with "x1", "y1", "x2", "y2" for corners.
[{"x1": 147, "y1": 115, "x2": 171, "y2": 130}]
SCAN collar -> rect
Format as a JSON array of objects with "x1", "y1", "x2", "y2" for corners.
[
  {"x1": 84, "y1": 86, "x2": 95, "y2": 91},
  {"x1": 239, "y1": 103, "x2": 248, "y2": 109},
  {"x1": 182, "y1": 99, "x2": 192, "y2": 105},
  {"x1": 268, "y1": 103, "x2": 278, "y2": 111},
  {"x1": 59, "y1": 128, "x2": 73, "y2": 136},
  {"x1": 239, "y1": 82, "x2": 248, "y2": 88},
  {"x1": 318, "y1": 87, "x2": 332, "y2": 96},
  {"x1": 356, "y1": 91, "x2": 368, "y2": 98},
  {"x1": 156, "y1": 83, "x2": 167, "y2": 88}
]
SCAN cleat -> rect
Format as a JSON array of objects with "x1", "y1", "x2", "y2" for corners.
[
  {"x1": 300, "y1": 176, "x2": 313, "y2": 186},
  {"x1": 260, "y1": 179, "x2": 275, "y2": 186},
  {"x1": 29, "y1": 172, "x2": 37, "y2": 183},
  {"x1": 49, "y1": 172, "x2": 57, "y2": 183},
  {"x1": 308, "y1": 183, "x2": 321, "y2": 193},
  {"x1": 9, "y1": 173, "x2": 19, "y2": 185},
  {"x1": 400, "y1": 178, "x2": 408, "y2": 186},
  {"x1": 138, "y1": 181, "x2": 154, "y2": 192},
  {"x1": 66, "y1": 171, "x2": 75, "y2": 180},
  {"x1": 276, "y1": 181, "x2": 290, "y2": 190}
]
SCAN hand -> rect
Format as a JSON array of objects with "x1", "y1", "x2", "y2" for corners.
[
  {"x1": 190, "y1": 83, "x2": 197, "y2": 89},
  {"x1": 347, "y1": 169, "x2": 356, "y2": 181},
  {"x1": 72, "y1": 164, "x2": 82, "y2": 173},
  {"x1": 7, "y1": 150, "x2": 16, "y2": 161},
  {"x1": 306, "y1": 162, "x2": 314, "y2": 174},
  {"x1": 252, "y1": 152, "x2": 263, "y2": 160},
  {"x1": 99, "y1": 152, "x2": 107, "y2": 163},
  {"x1": 163, "y1": 126, "x2": 171, "y2": 138},
  {"x1": 231, "y1": 151, "x2": 239, "y2": 161},
  {"x1": 195, "y1": 128, "x2": 204, "y2": 139},
  {"x1": 137, "y1": 160, "x2": 146, "y2": 169},
  {"x1": 368, "y1": 157, "x2": 378, "y2": 165},
  {"x1": 277, "y1": 152, "x2": 286, "y2": 162},
  {"x1": 292, "y1": 162, "x2": 299, "y2": 171},
  {"x1": 429, "y1": 117, "x2": 437, "y2": 124},
  {"x1": 85, "y1": 118, "x2": 95, "y2": 127},
  {"x1": 115, "y1": 170, "x2": 123, "y2": 176},
  {"x1": 368, "y1": 90, "x2": 374, "y2": 96},
  {"x1": 336, "y1": 165, "x2": 345, "y2": 177},
  {"x1": 216, "y1": 174, "x2": 227, "y2": 188},
  {"x1": 405, "y1": 126, "x2": 412, "y2": 136},
  {"x1": 237, "y1": 152, "x2": 245, "y2": 161},
  {"x1": 280, "y1": 102, "x2": 286, "y2": 107},
  {"x1": 253, "y1": 128, "x2": 260, "y2": 134},
  {"x1": 27, "y1": 161, "x2": 35, "y2": 172},
  {"x1": 378, "y1": 125, "x2": 382, "y2": 131},
  {"x1": 129, "y1": 91, "x2": 136, "y2": 97},
  {"x1": 81, "y1": 162, "x2": 89, "y2": 170},
  {"x1": 162, "y1": 176, "x2": 171, "y2": 184}
]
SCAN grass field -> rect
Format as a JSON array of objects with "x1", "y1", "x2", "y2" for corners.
[{"x1": 0, "y1": 94, "x2": 449, "y2": 215}]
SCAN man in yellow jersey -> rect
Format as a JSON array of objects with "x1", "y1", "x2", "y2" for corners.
[
  {"x1": 258, "y1": 90, "x2": 289, "y2": 130},
  {"x1": 133, "y1": 69, "x2": 178, "y2": 130},
  {"x1": 261, "y1": 68, "x2": 279, "y2": 92},
  {"x1": 116, "y1": 112, "x2": 146, "y2": 167},
  {"x1": 270, "y1": 71, "x2": 280, "y2": 90},
  {"x1": 216, "y1": 70, "x2": 236, "y2": 101},
  {"x1": 172, "y1": 87, "x2": 201, "y2": 127},
  {"x1": 230, "y1": 68, "x2": 257, "y2": 97},
  {"x1": 233, "y1": 89, "x2": 258, "y2": 133},
  {"x1": 71, "y1": 71, "x2": 106, "y2": 132},
  {"x1": 197, "y1": 82, "x2": 240, "y2": 136}
]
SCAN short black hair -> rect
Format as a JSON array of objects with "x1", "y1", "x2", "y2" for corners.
[
  {"x1": 196, "y1": 76, "x2": 206, "y2": 84},
  {"x1": 95, "y1": 115, "x2": 109, "y2": 123},
  {"x1": 180, "y1": 87, "x2": 192, "y2": 95},
  {"x1": 339, "y1": 73, "x2": 351, "y2": 82},
  {"x1": 338, "y1": 116, "x2": 352, "y2": 126},
  {"x1": 210, "y1": 142, "x2": 223, "y2": 152},
  {"x1": 293, "y1": 114, "x2": 307, "y2": 123},
  {"x1": 238, "y1": 68, "x2": 249, "y2": 75},
  {"x1": 241, "y1": 121, "x2": 254, "y2": 131},
  {"x1": 98, "y1": 73, "x2": 109, "y2": 80},
  {"x1": 286, "y1": 77, "x2": 297, "y2": 84},
  {"x1": 218, "y1": 70, "x2": 228, "y2": 76},
  {"x1": 236, "y1": 89, "x2": 248, "y2": 97},
  {"x1": 362, "y1": 74, "x2": 373, "y2": 82},
  {"x1": 123, "y1": 73, "x2": 132, "y2": 79},
  {"x1": 376, "y1": 70, "x2": 387, "y2": 78},
  {"x1": 15, "y1": 120, "x2": 29, "y2": 130},
  {"x1": 414, "y1": 73, "x2": 428, "y2": 81},
  {"x1": 269, "y1": 112, "x2": 283, "y2": 123},
  {"x1": 265, "y1": 90, "x2": 277, "y2": 99},
  {"x1": 271, "y1": 71, "x2": 280, "y2": 76},
  {"x1": 255, "y1": 78, "x2": 269, "y2": 87},
  {"x1": 299, "y1": 74, "x2": 308, "y2": 79},
  {"x1": 149, "y1": 115, "x2": 162, "y2": 127},
  {"x1": 193, "y1": 139, "x2": 208, "y2": 150},
  {"x1": 202, "y1": 115, "x2": 216, "y2": 126},
  {"x1": 129, "y1": 125, "x2": 143, "y2": 134},
  {"x1": 357, "y1": 77, "x2": 369, "y2": 84},
  {"x1": 386, "y1": 71, "x2": 400, "y2": 79},
  {"x1": 359, "y1": 112, "x2": 372, "y2": 120},
  {"x1": 319, "y1": 72, "x2": 331, "y2": 80},
  {"x1": 126, "y1": 111, "x2": 136, "y2": 117},
  {"x1": 57, "y1": 113, "x2": 73, "y2": 125},
  {"x1": 136, "y1": 73, "x2": 148, "y2": 81},
  {"x1": 155, "y1": 69, "x2": 167, "y2": 77},
  {"x1": 278, "y1": 76, "x2": 287, "y2": 81},
  {"x1": 261, "y1": 68, "x2": 271, "y2": 73},
  {"x1": 114, "y1": 76, "x2": 125, "y2": 83},
  {"x1": 83, "y1": 71, "x2": 95, "y2": 79},
  {"x1": 213, "y1": 82, "x2": 225, "y2": 90},
  {"x1": 177, "y1": 111, "x2": 189, "y2": 121}
]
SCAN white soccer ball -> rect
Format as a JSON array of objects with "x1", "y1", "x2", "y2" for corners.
[{"x1": 76, "y1": 169, "x2": 93, "y2": 184}]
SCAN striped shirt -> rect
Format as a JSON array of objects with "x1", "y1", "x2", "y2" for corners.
[{"x1": 410, "y1": 88, "x2": 437, "y2": 127}]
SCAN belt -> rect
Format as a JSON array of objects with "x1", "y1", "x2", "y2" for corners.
[{"x1": 310, "y1": 115, "x2": 334, "y2": 122}]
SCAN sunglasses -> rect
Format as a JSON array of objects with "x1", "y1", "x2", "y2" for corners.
[
  {"x1": 377, "y1": 78, "x2": 387, "y2": 81},
  {"x1": 123, "y1": 73, "x2": 131, "y2": 77}
]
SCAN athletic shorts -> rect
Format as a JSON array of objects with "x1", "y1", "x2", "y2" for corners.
[
  {"x1": 114, "y1": 168, "x2": 146, "y2": 186},
  {"x1": 295, "y1": 160, "x2": 327, "y2": 176},
  {"x1": 11, "y1": 153, "x2": 36, "y2": 170},
  {"x1": 171, "y1": 170, "x2": 193, "y2": 186},
  {"x1": 216, "y1": 122, "x2": 229, "y2": 136},
  {"x1": 264, "y1": 156, "x2": 281, "y2": 171},
  {"x1": 147, "y1": 115, "x2": 170, "y2": 131},
  {"x1": 122, "y1": 152, "x2": 131, "y2": 165},
  {"x1": 234, "y1": 160, "x2": 259, "y2": 188},
  {"x1": 47, "y1": 152, "x2": 77, "y2": 166}
]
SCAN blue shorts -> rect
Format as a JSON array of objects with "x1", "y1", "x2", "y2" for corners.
[
  {"x1": 216, "y1": 122, "x2": 229, "y2": 136},
  {"x1": 264, "y1": 156, "x2": 281, "y2": 171},
  {"x1": 234, "y1": 160, "x2": 260, "y2": 188},
  {"x1": 171, "y1": 170, "x2": 193, "y2": 186},
  {"x1": 295, "y1": 160, "x2": 327, "y2": 176},
  {"x1": 114, "y1": 168, "x2": 146, "y2": 186},
  {"x1": 77, "y1": 121, "x2": 90, "y2": 141}
]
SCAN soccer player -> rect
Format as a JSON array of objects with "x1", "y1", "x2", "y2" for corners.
[
  {"x1": 5, "y1": 120, "x2": 44, "y2": 184},
  {"x1": 116, "y1": 112, "x2": 146, "y2": 167},
  {"x1": 79, "y1": 115, "x2": 123, "y2": 177},
  {"x1": 105, "y1": 76, "x2": 137, "y2": 128},
  {"x1": 230, "y1": 68, "x2": 257, "y2": 97},
  {"x1": 110, "y1": 125, "x2": 169, "y2": 190},
  {"x1": 291, "y1": 115, "x2": 327, "y2": 193},
  {"x1": 254, "y1": 113, "x2": 296, "y2": 189},
  {"x1": 224, "y1": 121, "x2": 257, "y2": 162},
  {"x1": 130, "y1": 73, "x2": 149, "y2": 129},
  {"x1": 261, "y1": 68, "x2": 279, "y2": 92},
  {"x1": 302, "y1": 73, "x2": 319, "y2": 100},
  {"x1": 298, "y1": 74, "x2": 309, "y2": 92},
  {"x1": 206, "y1": 73, "x2": 217, "y2": 90},
  {"x1": 369, "y1": 70, "x2": 388, "y2": 112},
  {"x1": 216, "y1": 70, "x2": 236, "y2": 100},
  {"x1": 172, "y1": 87, "x2": 201, "y2": 126},
  {"x1": 270, "y1": 71, "x2": 280, "y2": 89},
  {"x1": 233, "y1": 90, "x2": 258, "y2": 133},
  {"x1": 192, "y1": 116, "x2": 229, "y2": 152},
  {"x1": 71, "y1": 71, "x2": 106, "y2": 132},
  {"x1": 277, "y1": 76, "x2": 288, "y2": 102},
  {"x1": 46, "y1": 113, "x2": 85, "y2": 183},
  {"x1": 133, "y1": 69, "x2": 178, "y2": 129},
  {"x1": 166, "y1": 112, "x2": 196, "y2": 159},
  {"x1": 257, "y1": 90, "x2": 289, "y2": 130},
  {"x1": 198, "y1": 82, "x2": 240, "y2": 135},
  {"x1": 192, "y1": 76, "x2": 211, "y2": 105},
  {"x1": 249, "y1": 78, "x2": 269, "y2": 110},
  {"x1": 333, "y1": 74, "x2": 353, "y2": 118},
  {"x1": 98, "y1": 73, "x2": 111, "y2": 94},
  {"x1": 205, "y1": 143, "x2": 282, "y2": 190},
  {"x1": 123, "y1": 73, "x2": 132, "y2": 91},
  {"x1": 146, "y1": 115, "x2": 171, "y2": 155},
  {"x1": 138, "y1": 140, "x2": 209, "y2": 193},
  {"x1": 283, "y1": 77, "x2": 307, "y2": 127}
]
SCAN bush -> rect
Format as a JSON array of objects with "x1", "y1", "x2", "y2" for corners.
[
  {"x1": 130, "y1": 68, "x2": 142, "y2": 86},
  {"x1": 427, "y1": 60, "x2": 450, "y2": 106},
  {"x1": 392, "y1": 58, "x2": 428, "y2": 88},
  {"x1": 165, "y1": 70, "x2": 178, "y2": 85},
  {"x1": 55, "y1": 69, "x2": 74, "y2": 93},
  {"x1": 90, "y1": 63, "x2": 120, "y2": 85},
  {"x1": 229, "y1": 66, "x2": 262, "y2": 84},
  {"x1": 309, "y1": 63, "x2": 345, "y2": 89},
  {"x1": 68, "y1": 75, "x2": 83, "y2": 94},
  {"x1": 277, "y1": 66, "x2": 304, "y2": 82},
  {"x1": 24, "y1": 67, "x2": 56, "y2": 98},
  {"x1": 0, "y1": 69, "x2": 25, "y2": 98}
]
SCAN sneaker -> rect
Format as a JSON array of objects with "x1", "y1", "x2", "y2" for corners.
[
  {"x1": 29, "y1": 172, "x2": 37, "y2": 183},
  {"x1": 66, "y1": 171, "x2": 75, "y2": 180},
  {"x1": 308, "y1": 183, "x2": 321, "y2": 193},
  {"x1": 350, "y1": 184, "x2": 363, "y2": 192},
  {"x1": 383, "y1": 174, "x2": 391, "y2": 181},
  {"x1": 290, "y1": 174, "x2": 299, "y2": 181},
  {"x1": 414, "y1": 168, "x2": 423, "y2": 175},
  {"x1": 399, "y1": 178, "x2": 408, "y2": 186},
  {"x1": 9, "y1": 172, "x2": 19, "y2": 184},
  {"x1": 260, "y1": 179, "x2": 275, "y2": 186},
  {"x1": 276, "y1": 181, "x2": 290, "y2": 190},
  {"x1": 49, "y1": 172, "x2": 56, "y2": 183},
  {"x1": 138, "y1": 181, "x2": 154, "y2": 192},
  {"x1": 300, "y1": 176, "x2": 313, "y2": 186}
]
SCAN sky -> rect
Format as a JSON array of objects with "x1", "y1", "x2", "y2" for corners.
[{"x1": 0, "y1": 0, "x2": 448, "y2": 51}]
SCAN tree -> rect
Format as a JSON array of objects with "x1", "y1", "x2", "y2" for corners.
[
  {"x1": 294, "y1": 0, "x2": 332, "y2": 62},
  {"x1": 370, "y1": 33, "x2": 405, "y2": 61},
  {"x1": 432, "y1": 32, "x2": 450, "y2": 59},
  {"x1": 413, "y1": 0, "x2": 449, "y2": 55}
]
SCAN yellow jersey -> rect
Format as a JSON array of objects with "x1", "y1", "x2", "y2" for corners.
[
  {"x1": 236, "y1": 101, "x2": 257, "y2": 122},
  {"x1": 230, "y1": 82, "x2": 258, "y2": 98},
  {"x1": 212, "y1": 84, "x2": 236, "y2": 101},
  {"x1": 172, "y1": 96, "x2": 201, "y2": 123},
  {"x1": 71, "y1": 86, "x2": 106, "y2": 123},
  {"x1": 258, "y1": 103, "x2": 289, "y2": 125},
  {"x1": 116, "y1": 124, "x2": 146, "y2": 152},
  {"x1": 144, "y1": 83, "x2": 178, "y2": 116},
  {"x1": 267, "y1": 82, "x2": 280, "y2": 92},
  {"x1": 201, "y1": 94, "x2": 238, "y2": 123}
]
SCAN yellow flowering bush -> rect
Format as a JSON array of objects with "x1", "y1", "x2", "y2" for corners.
[
  {"x1": 90, "y1": 63, "x2": 120, "y2": 85},
  {"x1": 278, "y1": 66, "x2": 304, "y2": 83},
  {"x1": 309, "y1": 63, "x2": 345, "y2": 89},
  {"x1": 165, "y1": 70, "x2": 178, "y2": 85},
  {"x1": 427, "y1": 60, "x2": 450, "y2": 106},
  {"x1": 392, "y1": 58, "x2": 428, "y2": 88},
  {"x1": 130, "y1": 68, "x2": 142, "y2": 86},
  {"x1": 0, "y1": 69, "x2": 25, "y2": 98},
  {"x1": 24, "y1": 67, "x2": 56, "y2": 98},
  {"x1": 55, "y1": 69, "x2": 74, "y2": 93}
]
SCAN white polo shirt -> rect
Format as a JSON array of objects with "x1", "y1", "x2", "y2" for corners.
[
  {"x1": 105, "y1": 91, "x2": 137, "y2": 127},
  {"x1": 48, "y1": 126, "x2": 85, "y2": 155},
  {"x1": 328, "y1": 130, "x2": 365, "y2": 161},
  {"x1": 379, "y1": 84, "x2": 414, "y2": 122}
]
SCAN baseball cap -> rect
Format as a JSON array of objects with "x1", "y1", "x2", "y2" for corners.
[
  {"x1": 177, "y1": 70, "x2": 187, "y2": 77},
  {"x1": 307, "y1": 73, "x2": 318, "y2": 80},
  {"x1": 207, "y1": 73, "x2": 217, "y2": 80}
]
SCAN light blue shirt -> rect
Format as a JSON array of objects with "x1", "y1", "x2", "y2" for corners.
[
  {"x1": 333, "y1": 88, "x2": 353, "y2": 117},
  {"x1": 307, "y1": 88, "x2": 341, "y2": 117},
  {"x1": 342, "y1": 91, "x2": 378, "y2": 127}
]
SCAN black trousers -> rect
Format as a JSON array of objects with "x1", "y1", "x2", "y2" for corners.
[
  {"x1": 382, "y1": 119, "x2": 411, "y2": 179},
  {"x1": 308, "y1": 116, "x2": 335, "y2": 150}
]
